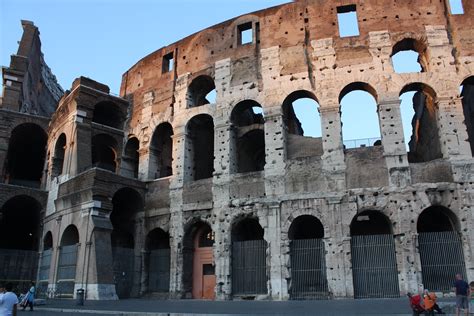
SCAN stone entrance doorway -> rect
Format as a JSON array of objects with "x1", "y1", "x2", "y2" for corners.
[{"x1": 192, "y1": 225, "x2": 215, "y2": 299}]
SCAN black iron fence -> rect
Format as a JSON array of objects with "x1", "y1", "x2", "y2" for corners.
[{"x1": 232, "y1": 240, "x2": 267, "y2": 295}]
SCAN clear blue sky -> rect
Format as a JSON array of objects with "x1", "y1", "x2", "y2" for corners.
[{"x1": 1, "y1": 0, "x2": 439, "y2": 148}]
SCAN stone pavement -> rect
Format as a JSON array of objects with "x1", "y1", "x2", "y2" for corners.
[{"x1": 20, "y1": 297, "x2": 459, "y2": 316}]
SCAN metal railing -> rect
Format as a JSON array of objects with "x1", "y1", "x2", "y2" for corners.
[{"x1": 343, "y1": 137, "x2": 381, "y2": 149}]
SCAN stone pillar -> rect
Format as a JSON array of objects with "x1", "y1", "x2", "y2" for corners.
[
  {"x1": 70, "y1": 111, "x2": 91, "y2": 176},
  {"x1": 137, "y1": 147, "x2": 150, "y2": 181},
  {"x1": 266, "y1": 204, "x2": 283, "y2": 299},
  {"x1": 378, "y1": 98, "x2": 411, "y2": 187},
  {"x1": 264, "y1": 107, "x2": 286, "y2": 197},
  {"x1": 437, "y1": 97, "x2": 472, "y2": 160}
]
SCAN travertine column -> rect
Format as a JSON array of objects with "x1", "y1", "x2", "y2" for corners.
[{"x1": 264, "y1": 106, "x2": 286, "y2": 197}]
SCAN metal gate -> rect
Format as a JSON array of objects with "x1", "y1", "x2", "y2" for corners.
[
  {"x1": 351, "y1": 234, "x2": 400, "y2": 298},
  {"x1": 148, "y1": 248, "x2": 170, "y2": 292},
  {"x1": 290, "y1": 238, "x2": 328, "y2": 300},
  {"x1": 0, "y1": 248, "x2": 38, "y2": 290},
  {"x1": 56, "y1": 244, "x2": 78, "y2": 297},
  {"x1": 113, "y1": 247, "x2": 135, "y2": 299},
  {"x1": 232, "y1": 240, "x2": 267, "y2": 295},
  {"x1": 37, "y1": 249, "x2": 52, "y2": 298},
  {"x1": 418, "y1": 231, "x2": 467, "y2": 292}
]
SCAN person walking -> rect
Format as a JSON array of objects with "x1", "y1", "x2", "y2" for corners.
[
  {"x1": 20, "y1": 281, "x2": 35, "y2": 311},
  {"x1": 469, "y1": 281, "x2": 474, "y2": 315},
  {"x1": 453, "y1": 273, "x2": 470, "y2": 316},
  {"x1": 0, "y1": 283, "x2": 19, "y2": 316}
]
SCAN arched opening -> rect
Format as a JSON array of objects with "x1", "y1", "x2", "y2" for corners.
[
  {"x1": 111, "y1": 188, "x2": 143, "y2": 299},
  {"x1": 461, "y1": 76, "x2": 474, "y2": 156},
  {"x1": 52, "y1": 134, "x2": 66, "y2": 178},
  {"x1": 149, "y1": 123, "x2": 173, "y2": 179},
  {"x1": 122, "y1": 137, "x2": 139, "y2": 178},
  {"x1": 339, "y1": 83, "x2": 380, "y2": 149},
  {"x1": 231, "y1": 217, "x2": 267, "y2": 296},
  {"x1": 282, "y1": 91, "x2": 322, "y2": 159},
  {"x1": 400, "y1": 83, "x2": 441, "y2": 163},
  {"x1": 0, "y1": 196, "x2": 41, "y2": 291},
  {"x1": 391, "y1": 38, "x2": 427, "y2": 73},
  {"x1": 187, "y1": 75, "x2": 216, "y2": 107},
  {"x1": 231, "y1": 100, "x2": 265, "y2": 173},
  {"x1": 288, "y1": 215, "x2": 328, "y2": 299},
  {"x1": 38, "y1": 231, "x2": 53, "y2": 296},
  {"x1": 417, "y1": 206, "x2": 466, "y2": 292},
  {"x1": 185, "y1": 114, "x2": 214, "y2": 181},
  {"x1": 57, "y1": 225, "x2": 79, "y2": 298},
  {"x1": 350, "y1": 210, "x2": 399, "y2": 298},
  {"x1": 145, "y1": 229, "x2": 170, "y2": 294},
  {"x1": 92, "y1": 101, "x2": 124, "y2": 129},
  {"x1": 91, "y1": 134, "x2": 118, "y2": 172},
  {"x1": 182, "y1": 221, "x2": 215, "y2": 299},
  {"x1": 4, "y1": 123, "x2": 47, "y2": 188}
]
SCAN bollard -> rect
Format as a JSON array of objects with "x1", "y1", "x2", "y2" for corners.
[{"x1": 76, "y1": 289, "x2": 85, "y2": 306}]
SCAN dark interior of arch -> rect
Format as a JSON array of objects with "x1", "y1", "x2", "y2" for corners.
[
  {"x1": 43, "y1": 232, "x2": 53, "y2": 250},
  {"x1": 400, "y1": 83, "x2": 441, "y2": 163},
  {"x1": 150, "y1": 123, "x2": 173, "y2": 178},
  {"x1": 52, "y1": 134, "x2": 66, "y2": 177},
  {"x1": 283, "y1": 90, "x2": 318, "y2": 136},
  {"x1": 237, "y1": 130, "x2": 265, "y2": 173},
  {"x1": 188, "y1": 75, "x2": 216, "y2": 107},
  {"x1": 146, "y1": 229, "x2": 170, "y2": 250},
  {"x1": 198, "y1": 225, "x2": 214, "y2": 247},
  {"x1": 417, "y1": 206, "x2": 458, "y2": 233},
  {"x1": 60, "y1": 225, "x2": 79, "y2": 246},
  {"x1": 231, "y1": 100, "x2": 264, "y2": 127},
  {"x1": 92, "y1": 101, "x2": 124, "y2": 129},
  {"x1": 391, "y1": 38, "x2": 427, "y2": 72},
  {"x1": 5, "y1": 123, "x2": 47, "y2": 188},
  {"x1": 187, "y1": 115, "x2": 214, "y2": 180},
  {"x1": 92, "y1": 134, "x2": 117, "y2": 172},
  {"x1": 350, "y1": 211, "x2": 392, "y2": 236},
  {"x1": 288, "y1": 215, "x2": 324, "y2": 240},
  {"x1": 123, "y1": 137, "x2": 139, "y2": 178},
  {"x1": 111, "y1": 188, "x2": 143, "y2": 248},
  {"x1": 232, "y1": 218, "x2": 264, "y2": 242},
  {"x1": 461, "y1": 76, "x2": 474, "y2": 157},
  {"x1": 0, "y1": 196, "x2": 41, "y2": 250}
]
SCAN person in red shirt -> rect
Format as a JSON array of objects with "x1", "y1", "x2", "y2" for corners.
[{"x1": 408, "y1": 292, "x2": 426, "y2": 315}]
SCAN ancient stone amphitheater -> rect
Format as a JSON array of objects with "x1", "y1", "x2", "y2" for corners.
[{"x1": 0, "y1": 0, "x2": 473, "y2": 301}]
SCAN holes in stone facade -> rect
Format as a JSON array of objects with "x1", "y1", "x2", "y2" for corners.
[
  {"x1": 391, "y1": 38, "x2": 427, "y2": 73},
  {"x1": 122, "y1": 137, "x2": 139, "y2": 179},
  {"x1": 162, "y1": 52, "x2": 174, "y2": 73},
  {"x1": 238, "y1": 22, "x2": 253, "y2": 45},
  {"x1": 231, "y1": 100, "x2": 265, "y2": 173},
  {"x1": 336, "y1": 5, "x2": 360, "y2": 37},
  {"x1": 400, "y1": 83, "x2": 441, "y2": 163},
  {"x1": 92, "y1": 101, "x2": 124, "y2": 129},
  {"x1": 187, "y1": 75, "x2": 216, "y2": 108},
  {"x1": 91, "y1": 134, "x2": 118, "y2": 172},
  {"x1": 185, "y1": 114, "x2": 214, "y2": 181},
  {"x1": 51, "y1": 133, "x2": 66, "y2": 178},
  {"x1": 461, "y1": 76, "x2": 474, "y2": 156},
  {"x1": 5, "y1": 123, "x2": 47, "y2": 188},
  {"x1": 150, "y1": 123, "x2": 173, "y2": 179},
  {"x1": 448, "y1": 0, "x2": 464, "y2": 15}
]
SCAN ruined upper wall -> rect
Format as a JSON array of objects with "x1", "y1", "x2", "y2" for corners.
[{"x1": 1, "y1": 20, "x2": 63, "y2": 117}]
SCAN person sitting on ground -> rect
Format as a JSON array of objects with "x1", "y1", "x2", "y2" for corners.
[
  {"x1": 423, "y1": 289, "x2": 445, "y2": 314},
  {"x1": 408, "y1": 292, "x2": 426, "y2": 316},
  {"x1": 0, "y1": 282, "x2": 19, "y2": 316}
]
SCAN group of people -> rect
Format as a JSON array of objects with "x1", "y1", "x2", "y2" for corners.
[
  {"x1": 408, "y1": 274, "x2": 474, "y2": 316},
  {"x1": 0, "y1": 282, "x2": 35, "y2": 316}
]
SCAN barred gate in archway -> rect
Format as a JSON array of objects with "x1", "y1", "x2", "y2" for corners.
[
  {"x1": 290, "y1": 238, "x2": 328, "y2": 300},
  {"x1": 148, "y1": 248, "x2": 170, "y2": 292},
  {"x1": 112, "y1": 247, "x2": 135, "y2": 299},
  {"x1": 56, "y1": 244, "x2": 78, "y2": 297},
  {"x1": 0, "y1": 249, "x2": 38, "y2": 290},
  {"x1": 232, "y1": 240, "x2": 267, "y2": 295},
  {"x1": 418, "y1": 231, "x2": 467, "y2": 292},
  {"x1": 351, "y1": 234, "x2": 400, "y2": 298}
]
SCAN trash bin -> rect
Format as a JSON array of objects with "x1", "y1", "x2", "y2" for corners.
[{"x1": 76, "y1": 289, "x2": 84, "y2": 306}]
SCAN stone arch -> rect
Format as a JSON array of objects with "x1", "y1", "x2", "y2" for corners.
[
  {"x1": 230, "y1": 100, "x2": 265, "y2": 173},
  {"x1": 43, "y1": 231, "x2": 53, "y2": 250},
  {"x1": 187, "y1": 75, "x2": 216, "y2": 107},
  {"x1": 92, "y1": 101, "x2": 125, "y2": 129},
  {"x1": 350, "y1": 210, "x2": 393, "y2": 236},
  {"x1": 122, "y1": 136, "x2": 139, "y2": 178},
  {"x1": 182, "y1": 220, "x2": 215, "y2": 299},
  {"x1": 4, "y1": 123, "x2": 47, "y2": 188},
  {"x1": 417, "y1": 206, "x2": 466, "y2": 292},
  {"x1": 461, "y1": 76, "x2": 474, "y2": 156},
  {"x1": 145, "y1": 228, "x2": 170, "y2": 294},
  {"x1": 149, "y1": 122, "x2": 173, "y2": 179},
  {"x1": 288, "y1": 215, "x2": 328, "y2": 299},
  {"x1": 399, "y1": 82, "x2": 441, "y2": 163},
  {"x1": 38, "y1": 231, "x2": 53, "y2": 293},
  {"x1": 391, "y1": 38, "x2": 428, "y2": 73},
  {"x1": 52, "y1": 133, "x2": 66, "y2": 178},
  {"x1": 91, "y1": 134, "x2": 118, "y2": 172},
  {"x1": 185, "y1": 114, "x2": 214, "y2": 181}
]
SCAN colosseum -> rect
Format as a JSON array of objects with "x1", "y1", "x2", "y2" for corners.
[{"x1": 0, "y1": 0, "x2": 473, "y2": 301}]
